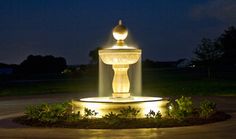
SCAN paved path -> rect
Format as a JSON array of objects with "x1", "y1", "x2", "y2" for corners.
[{"x1": 0, "y1": 94, "x2": 236, "y2": 139}]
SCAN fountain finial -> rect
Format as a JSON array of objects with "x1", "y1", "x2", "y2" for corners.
[
  {"x1": 112, "y1": 20, "x2": 128, "y2": 45},
  {"x1": 119, "y1": 19, "x2": 122, "y2": 25}
]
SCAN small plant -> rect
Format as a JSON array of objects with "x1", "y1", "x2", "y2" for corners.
[
  {"x1": 168, "y1": 96, "x2": 193, "y2": 120},
  {"x1": 65, "y1": 111, "x2": 81, "y2": 122},
  {"x1": 119, "y1": 106, "x2": 140, "y2": 118},
  {"x1": 176, "y1": 96, "x2": 193, "y2": 114},
  {"x1": 25, "y1": 102, "x2": 71, "y2": 122},
  {"x1": 102, "y1": 112, "x2": 120, "y2": 125},
  {"x1": 84, "y1": 108, "x2": 98, "y2": 119},
  {"x1": 145, "y1": 110, "x2": 162, "y2": 120},
  {"x1": 25, "y1": 104, "x2": 47, "y2": 120},
  {"x1": 103, "y1": 112, "x2": 119, "y2": 119},
  {"x1": 199, "y1": 100, "x2": 216, "y2": 118},
  {"x1": 167, "y1": 102, "x2": 180, "y2": 119}
]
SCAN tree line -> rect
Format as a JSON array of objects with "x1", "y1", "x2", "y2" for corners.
[
  {"x1": 0, "y1": 55, "x2": 67, "y2": 75},
  {"x1": 1, "y1": 26, "x2": 235, "y2": 78},
  {"x1": 193, "y1": 26, "x2": 236, "y2": 78}
]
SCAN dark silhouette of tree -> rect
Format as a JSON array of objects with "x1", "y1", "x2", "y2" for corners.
[
  {"x1": 193, "y1": 38, "x2": 223, "y2": 78},
  {"x1": 143, "y1": 59, "x2": 185, "y2": 68},
  {"x1": 143, "y1": 59, "x2": 157, "y2": 68},
  {"x1": 19, "y1": 55, "x2": 67, "y2": 74},
  {"x1": 89, "y1": 47, "x2": 101, "y2": 64},
  {"x1": 217, "y1": 26, "x2": 236, "y2": 67}
]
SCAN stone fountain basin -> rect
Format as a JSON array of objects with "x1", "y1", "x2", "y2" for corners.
[
  {"x1": 72, "y1": 96, "x2": 169, "y2": 118},
  {"x1": 99, "y1": 49, "x2": 141, "y2": 65}
]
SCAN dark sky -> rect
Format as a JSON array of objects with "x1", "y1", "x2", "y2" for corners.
[{"x1": 0, "y1": 0, "x2": 235, "y2": 65}]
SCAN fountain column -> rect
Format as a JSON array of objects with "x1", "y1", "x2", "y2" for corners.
[{"x1": 112, "y1": 64, "x2": 130, "y2": 98}]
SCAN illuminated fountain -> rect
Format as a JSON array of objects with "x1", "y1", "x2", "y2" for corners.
[{"x1": 72, "y1": 20, "x2": 168, "y2": 118}]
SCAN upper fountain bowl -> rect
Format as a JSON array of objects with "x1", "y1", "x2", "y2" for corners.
[{"x1": 99, "y1": 49, "x2": 141, "y2": 65}]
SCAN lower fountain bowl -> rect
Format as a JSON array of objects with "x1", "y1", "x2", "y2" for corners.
[{"x1": 72, "y1": 96, "x2": 169, "y2": 118}]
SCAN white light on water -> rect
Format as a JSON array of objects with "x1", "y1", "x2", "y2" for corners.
[
  {"x1": 80, "y1": 96, "x2": 162, "y2": 103},
  {"x1": 110, "y1": 45, "x2": 136, "y2": 49}
]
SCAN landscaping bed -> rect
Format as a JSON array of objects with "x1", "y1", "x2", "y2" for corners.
[{"x1": 14, "y1": 96, "x2": 231, "y2": 129}]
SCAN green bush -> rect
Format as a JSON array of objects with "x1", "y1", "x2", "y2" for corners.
[
  {"x1": 176, "y1": 96, "x2": 193, "y2": 113},
  {"x1": 119, "y1": 106, "x2": 140, "y2": 118},
  {"x1": 102, "y1": 112, "x2": 121, "y2": 125},
  {"x1": 83, "y1": 108, "x2": 98, "y2": 119},
  {"x1": 103, "y1": 112, "x2": 119, "y2": 119},
  {"x1": 66, "y1": 111, "x2": 81, "y2": 122},
  {"x1": 168, "y1": 96, "x2": 193, "y2": 120},
  {"x1": 25, "y1": 104, "x2": 47, "y2": 120},
  {"x1": 199, "y1": 100, "x2": 216, "y2": 118},
  {"x1": 25, "y1": 102, "x2": 80, "y2": 122},
  {"x1": 145, "y1": 110, "x2": 162, "y2": 120}
]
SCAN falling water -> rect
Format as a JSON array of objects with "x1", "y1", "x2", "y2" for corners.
[
  {"x1": 129, "y1": 55, "x2": 142, "y2": 96},
  {"x1": 98, "y1": 56, "x2": 113, "y2": 97}
]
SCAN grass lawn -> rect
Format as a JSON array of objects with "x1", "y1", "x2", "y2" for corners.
[
  {"x1": 143, "y1": 68, "x2": 236, "y2": 96},
  {"x1": 0, "y1": 68, "x2": 236, "y2": 97}
]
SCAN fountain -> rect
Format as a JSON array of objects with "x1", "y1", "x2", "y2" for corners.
[{"x1": 72, "y1": 20, "x2": 168, "y2": 118}]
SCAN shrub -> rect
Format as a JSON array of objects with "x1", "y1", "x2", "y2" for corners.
[
  {"x1": 25, "y1": 102, "x2": 77, "y2": 122},
  {"x1": 25, "y1": 104, "x2": 47, "y2": 120},
  {"x1": 168, "y1": 96, "x2": 193, "y2": 120},
  {"x1": 83, "y1": 108, "x2": 98, "y2": 119},
  {"x1": 103, "y1": 112, "x2": 119, "y2": 119},
  {"x1": 167, "y1": 103, "x2": 181, "y2": 119},
  {"x1": 176, "y1": 96, "x2": 193, "y2": 114},
  {"x1": 145, "y1": 110, "x2": 162, "y2": 120},
  {"x1": 65, "y1": 111, "x2": 81, "y2": 122},
  {"x1": 102, "y1": 112, "x2": 120, "y2": 125},
  {"x1": 119, "y1": 106, "x2": 140, "y2": 118},
  {"x1": 199, "y1": 100, "x2": 216, "y2": 118}
]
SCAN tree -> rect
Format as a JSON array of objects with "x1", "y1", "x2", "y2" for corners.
[
  {"x1": 142, "y1": 59, "x2": 157, "y2": 68},
  {"x1": 19, "y1": 55, "x2": 67, "y2": 74},
  {"x1": 217, "y1": 26, "x2": 236, "y2": 67},
  {"x1": 193, "y1": 38, "x2": 223, "y2": 78},
  {"x1": 89, "y1": 47, "x2": 101, "y2": 64}
]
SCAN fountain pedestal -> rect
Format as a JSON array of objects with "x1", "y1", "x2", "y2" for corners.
[{"x1": 112, "y1": 65, "x2": 130, "y2": 97}]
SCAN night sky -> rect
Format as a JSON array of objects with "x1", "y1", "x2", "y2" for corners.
[{"x1": 0, "y1": 0, "x2": 235, "y2": 65}]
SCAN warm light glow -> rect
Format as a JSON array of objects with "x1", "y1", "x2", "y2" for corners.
[
  {"x1": 112, "y1": 64, "x2": 130, "y2": 97},
  {"x1": 113, "y1": 31, "x2": 128, "y2": 41},
  {"x1": 72, "y1": 97, "x2": 169, "y2": 118},
  {"x1": 98, "y1": 21, "x2": 142, "y2": 98},
  {"x1": 99, "y1": 49, "x2": 141, "y2": 65},
  {"x1": 99, "y1": 49, "x2": 141, "y2": 98},
  {"x1": 110, "y1": 45, "x2": 136, "y2": 49},
  {"x1": 80, "y1": 96, "x2": 163, "y2": 102},
  {"x1": 112, "y1": 20, "x2": 128, "y2": 41}
]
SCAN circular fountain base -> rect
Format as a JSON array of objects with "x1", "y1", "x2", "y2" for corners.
[{"x1": 72, "y1": 96, "x2": 169, "y2": 118}]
